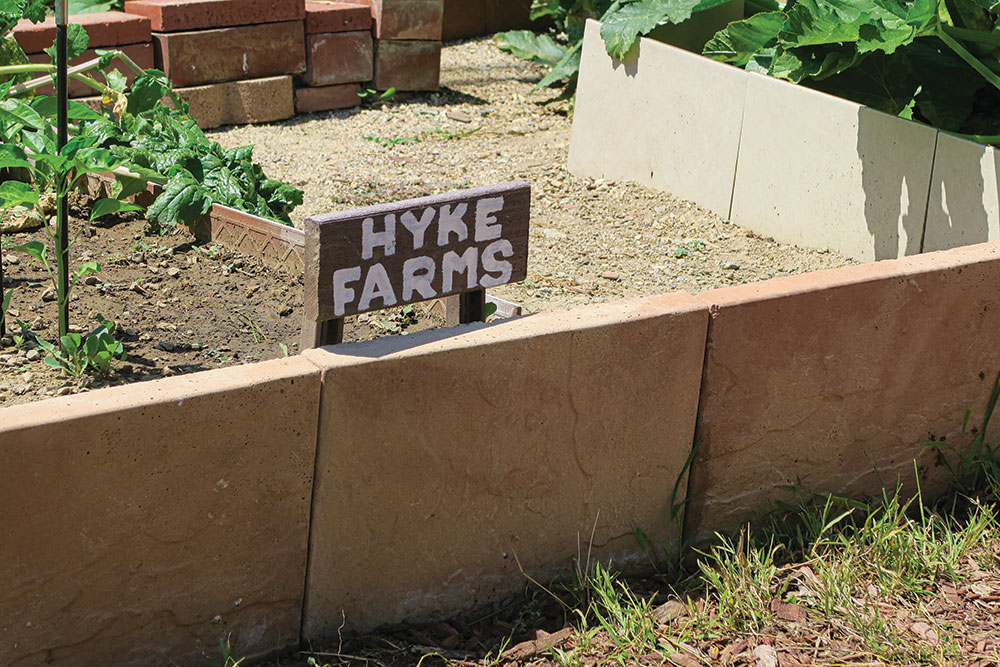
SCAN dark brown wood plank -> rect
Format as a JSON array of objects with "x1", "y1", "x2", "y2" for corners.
[{"x1": 304, "y1": 181, "x2": 530, "y2": 321}]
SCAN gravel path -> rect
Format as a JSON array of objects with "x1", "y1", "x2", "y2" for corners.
[{"x1": 210, "y1": 38, "x2": 854, "y2": 313}]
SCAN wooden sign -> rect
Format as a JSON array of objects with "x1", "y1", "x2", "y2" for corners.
[{"x1": 302, "y1": 182, "x2": 530, "y2": 345}]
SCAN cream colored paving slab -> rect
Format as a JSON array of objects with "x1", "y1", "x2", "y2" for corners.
[
  {"x1": 730, "y1": 73, "x2": 938, "y2": 261},
  {"x1": 924, "y1": 133, "x2": 1000, "y2": 252},
  {"x1": 0, "y1": 357, "x2": 321, "y2": 667},
  {"x1": 568, "y1": 20, "x2": 748, "y2": 218},
  {"x1": 301, "y1": 294, "x2": 708, "y2": 637}
]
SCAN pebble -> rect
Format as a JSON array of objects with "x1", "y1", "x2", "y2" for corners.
[
  {"x1": 156, "y1": 341, "x2": 176, "y2": 352},
  {"x1": 11, "y1": 384, "x2": 28, "y2": 396},
  {"x1": 277, "y1": 305, "x2": 293, "y2": 317},
  {"x1": 601, "y1": 272, "x2": 621, "y2": 281},
  {"x1": 722, "y1": 262, "x2": 740, "y2": 270},
  {"x1": 41, "y1": 288, "x2": 56, "y2": 302},
  {"x1": 29, "y1": 316, "x2": 45, "y2": 331},
  {"x1": 167, "y1": 267, "x2": 181, "y2": 278},
  {"x1": 25, "y1": 349, "x2": 40, "y2": 361},
  {"x1": 162, "y1": 366, "x2": 176, "y2": 377},
  {"x1": 56, "y1": 386, "x2": 74, "y2": 396},
  {"x1": 83, "y1": 275, "x2": 100, "y2": 286}
]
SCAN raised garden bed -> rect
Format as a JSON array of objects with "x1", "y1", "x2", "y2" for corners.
[{"x1": 569, "y1": 19, "x2": 1000, "y2": 261}]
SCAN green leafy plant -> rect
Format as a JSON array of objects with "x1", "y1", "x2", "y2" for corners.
[
  {"x1": 496, "y1": 0, "x2": 735, "y2": 94},
  {"x1": 38, "y1": 316, "x2": 125, "y2": 376},
  {"x1": 673, "y1": 239, "x2": 705, "y2": 257},
  {"x1": 704, "y1": 0, "x2": 1000, "y2": 140},
  {"x1": 357, "y1": 86, "x2": 397, "y2": 101}
]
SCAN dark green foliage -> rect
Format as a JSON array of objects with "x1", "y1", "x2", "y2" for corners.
[{"x1": 704, "y1": 0, "x2": 1000, "y2": 139}]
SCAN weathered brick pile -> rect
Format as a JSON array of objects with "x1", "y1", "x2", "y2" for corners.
[{"x1": 11, "y1": 0, "x2": 532, "y2": 129}]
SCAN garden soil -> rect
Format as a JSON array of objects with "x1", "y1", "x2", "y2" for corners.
[{"x1": 0, "y1": 37, "x2": 852, "y2": 406}]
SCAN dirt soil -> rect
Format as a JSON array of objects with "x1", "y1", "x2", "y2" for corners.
[
  {"x1": 210, "y1": 38, "x2": 854, "y2": 315},
  {"x1": 0, "y1": 200, "x2": 441, "y2": 407}
]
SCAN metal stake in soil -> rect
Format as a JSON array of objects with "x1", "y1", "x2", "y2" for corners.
[{"x1": 55, "y1": 0, "x2": 70, "y2": 338}]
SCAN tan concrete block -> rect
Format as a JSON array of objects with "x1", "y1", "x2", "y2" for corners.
[
  {"x1": 374, "y1": 39, "x2": 441, "y2": 91},
  {"x1": 686, "y1": 241, "x2": 1000, "y2": 540},
  {"x1": 568, "y1": 20, "x2": 748, "y2": 219},
  {"x1": 923, "y1": 133, "x2": 1000, "y2": 252},
  {"x1": 300, "y1": 293, "x2": 708, "y2": 636},
  {"x1": 295, "y1": 82, "x2": 362, "y2": 113},
  {"x1": 176, "y1": 75, "x2": 294, "y2": 129},
  {"x1": 0, "y1": 357, "x2": 322, "y2": 666},
  {"x1": 730, "y1": 73, "x2": 937, "y2": 261}
]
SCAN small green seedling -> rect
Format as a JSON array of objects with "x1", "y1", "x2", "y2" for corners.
[
  {"x1": 673, "y1": 240, "x2": 705, "y2": 258},
  {"x1": 38, "y1": 316, "x2": 125, "y2": 377},
  {"x1": 357, "y1": 86, "x2": 397, "y2": 102}
]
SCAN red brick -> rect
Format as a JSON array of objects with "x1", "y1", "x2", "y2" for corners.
[
  {"x1": 305, "y1": 2, "x2": 371, "y2": 33},
  {"x1": 123, "y1": 0, "x2": 305, "y2": 32},
  {"x1": 13, "y1": 11, "x2": 151, "y2": 53},
  {"x1": 485, "y1": 0, "x2": 533, "y2": 32},
  {"x1": 442, "y1": 0, "x2": 485, "y2": 41},
  {"x1": 370, "y1": 0, "x2": 442, "y2": 39},
  {"x1": 305, "y1": 31, "x2": 372, "y2": 86},
  {"x1": 295, "y1": 83, "x2": 361, "y2": 113},
  {"x1": 375, "y1": 39, "x2": 440, "y2": 91},
  {"x1": 27, "y1": 43, "x2": 154, "y2": 98},
  {"x1": 154, "y1": 21, "x2": 306, "y2": 87}
]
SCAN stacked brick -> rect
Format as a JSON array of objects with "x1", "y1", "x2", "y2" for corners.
[
  {"x1": 441, "y1": 0, "x2": 533, "y2": 42},
  {"x1": 122, "y1": 0, "x2": 305, "y2": 127},
  {"x1": 5, "y1": 0, "x2": 521, "y2": 127},
  {"x1": 297, "y1": 1, "x2": 374, "y2": 113},
  {"x1": 12, "y1": 11, "x2": 154, "y2": 98},
  {"x1": 371, "y1": 0, "x2": 442, "y2": 91}
]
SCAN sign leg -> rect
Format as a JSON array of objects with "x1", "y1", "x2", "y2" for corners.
[
  {"x1": 301, "y1": 317, "x2": 344, "y2": 349},
  {"x1": 445, "y1": 289, "x2": 486, "y2": 327}
]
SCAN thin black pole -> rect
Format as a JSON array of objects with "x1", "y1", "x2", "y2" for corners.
[{"x1": 55, "y1": 8, "x2": 69, "y2": 338}]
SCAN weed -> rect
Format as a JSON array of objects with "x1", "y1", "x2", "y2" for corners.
[
  {"x1": 922, "y1": 370, "x2": 1000, "y2": 497},
  {"x1": 37, "y1": 316, "x2": 125, "y2": 377},
  {"x1": 357, "y1": 87, "x2": 396, "y2": 102},
  {"x1": 363, "y1": 125, "x2": 482, "y2": 148},
  {"x1": 673, "y1": 240, "x2": 705, "y2": 258}
]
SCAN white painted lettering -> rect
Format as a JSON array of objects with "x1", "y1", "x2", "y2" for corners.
[
  {"x1": 400, "y1": 207, "x2": 435, "y2": 250},
  {"x1": 332, "y1": 266, "x2": 362, "y2": 316},
  {"x1": 362, "y1": 214, "x2": 396, "y2": 260},
  {"x1": 359, "y1": 263, "x2": 398, "y2": 311},
  {"x1": 442, "y1": 247, "x2": 478, "y2": 292},
  {"x1": 474, "y1": 196, "x2": 505, "y2": 242},
  {"x1": 437, "y1": 203, "x2": 468, "y2": 246},
  {"x1": 480, "y1": 240, "x2": 514, "y2": 287},
  {"x1": 402, "y1": 256, "x2": 436, "y2": 301}
]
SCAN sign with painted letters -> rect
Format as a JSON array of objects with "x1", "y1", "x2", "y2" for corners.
[{"x1": 303, "y1": 182, "x2": 531, "y2": 321}]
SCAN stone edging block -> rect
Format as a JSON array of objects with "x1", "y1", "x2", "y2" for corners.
[
  {"x1": 568, "y1": 20, "x2": 748, "y2": 220},
  {"x1": 923, "y1": 133, "x2": 1000, "y2": 252},
  {"x1": 730, "y1": 72, "x2": 938, "y2": 262},
  {"x1": 0, "y1": 357, "x2": 323, "y2": 666},
  {"x1": 686, "y1": 241, "x2": 1000, "y2": 540},
  {"x1": 300, "y1": 293, "x2": 708, "y2": 636},
  {"x1": 305, "y1": 1, "x2": 372, "y2": 34}
]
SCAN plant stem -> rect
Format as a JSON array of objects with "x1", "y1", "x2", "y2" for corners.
[
  {"x1": 936, "y1": 24, "x2": 1000, "y2": 92},
  {"x1": 941, "y1": 23, "x2": 1000, "y2": 49}
]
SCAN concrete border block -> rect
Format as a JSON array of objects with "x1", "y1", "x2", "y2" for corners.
[
  {"x1": 300, "y1": 293, "x2": 709, "y2": 636},
  {"x1": 686, "y1": 241, "x2": 1000, "y2": 540},
  {"x1": 730, "y1": 74, "x2": 938, "y2": 261},
  {"x1": 0, "y1": 357, "x2": 322, "y2": 666},
  {"x1": 568, "y1": 20, "x2": 748, "y2": 219},
  {"x1": 923, "y1": 133, "x2": 1000, "y2": 252}
]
